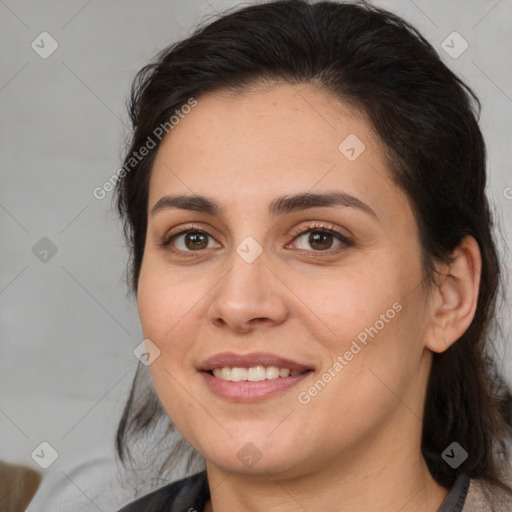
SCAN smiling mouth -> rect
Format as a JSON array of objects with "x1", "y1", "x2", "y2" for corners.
[
  {"x1": 199, "y1": 352, "x2": 315, "y2": 400},
  {"x1": 208, "y1": 365, "x2": 311, "y2": 382}
]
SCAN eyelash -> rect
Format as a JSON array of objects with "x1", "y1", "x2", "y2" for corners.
[{"x1": 161, "y1": 222, "x2": 353, "y2": 258}]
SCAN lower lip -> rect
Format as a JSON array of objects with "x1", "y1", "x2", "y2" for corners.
[{"x1": 200, "y1": 371, "x2": 312, "y2": 402}]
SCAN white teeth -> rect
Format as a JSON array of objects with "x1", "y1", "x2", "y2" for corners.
[
  {"x1": 266, "y1": 366, "x2": 280, "y2": 379},
  {"x1": 247, "y1": 366, "x2": 266, "y2": 382},
  {"x1": 220, "y1": 367, "x2": 232, "y2": 381},
  {"x1": 231, "y1": 367, "x2": 248, "y2": 382},
  {"x1": 211, "y1": 365, "x2": 305, "y2": 382}
]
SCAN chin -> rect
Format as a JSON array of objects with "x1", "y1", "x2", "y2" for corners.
[{"x1": 199, "y1": 432, "x2": 306, "y2": 476}]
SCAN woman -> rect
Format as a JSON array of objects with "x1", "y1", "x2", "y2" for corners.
[{"x1": 114, "y1": 1, "x2": 512, "y2": 510}]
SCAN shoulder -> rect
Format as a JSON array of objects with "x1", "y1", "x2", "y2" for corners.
[
  {"x1": 117, "y1": 471, "x2": 209, "y2": 512},
  {"x1": 463, "y1": 477, "x2": 512, "y2": 512}
]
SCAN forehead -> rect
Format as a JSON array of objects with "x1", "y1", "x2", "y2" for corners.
[{"x1": 148, "y1": 82, "x2": 410, "y2": 225}]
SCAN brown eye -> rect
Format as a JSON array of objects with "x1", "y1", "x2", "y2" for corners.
[
  {"x1": 308, "y1": 231, "x2": 334, "y2": 250},
  {"x1": 183, "y1": 231, "x2": 208, "y2": 250},
  {"x1": 165, "y1": 229, "x2": 221, "y2": 253},
  {"x1": 291, "y1": 226, "x2": 350, "y2": 253}
]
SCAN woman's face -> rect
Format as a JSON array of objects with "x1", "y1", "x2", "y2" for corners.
[{"x1": 137, "y1": 83, "x2": 435, "y2": 478}]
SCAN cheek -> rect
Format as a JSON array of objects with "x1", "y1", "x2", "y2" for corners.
[
  {"x1": 291, "y1": 261, "x2": 406, "y2": 352},
  {"x1": 136, "y1": 258, "x2": 208, "y2": 355},
  {"x1": 292, "y1": 254, "x2": 426, "y2": 409},
  {"x1": 137, "y1": 261, "x2": 209, "y2": 437}
]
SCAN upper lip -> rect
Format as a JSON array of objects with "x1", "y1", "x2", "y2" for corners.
[{"x1": 199, "y1": 352, "x2": 314, "y2": 372}]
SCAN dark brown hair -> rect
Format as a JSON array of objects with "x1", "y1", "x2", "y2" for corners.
[{"x1": 114, "y1": 0, "x2": 512, "y2": 495}]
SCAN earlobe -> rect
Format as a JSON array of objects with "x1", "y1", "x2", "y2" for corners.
[{"x1": 425, "y1": 236, "x2": 482, "y2": 354}]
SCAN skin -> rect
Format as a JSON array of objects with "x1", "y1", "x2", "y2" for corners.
[{"x1": 137, "y1": 82, "x2": 481, "y2": 511}]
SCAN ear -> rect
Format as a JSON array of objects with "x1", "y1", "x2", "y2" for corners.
[{"x1": 425, "y1": 236, "x2": 482, "y2": 353}]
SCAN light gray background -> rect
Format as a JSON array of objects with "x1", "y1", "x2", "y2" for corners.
[{"x1": 1, "y1": 0, "x2": 511, "y2": 510}]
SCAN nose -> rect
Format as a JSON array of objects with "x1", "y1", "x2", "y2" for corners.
[{"x1": 206, "y1": 249, "x2": 289, "y2": 334}]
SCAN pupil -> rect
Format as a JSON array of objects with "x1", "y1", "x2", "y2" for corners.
[
  {"x1": 187, "y1": 232, "x2": 207, "y2": 250},
  {"x1": 310, "y1": 232, "x2": 331, "y2": 250}
]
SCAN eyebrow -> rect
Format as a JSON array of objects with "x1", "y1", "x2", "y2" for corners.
[{"x1": 150, "y1": 191, "x2": 377, "y2": 219}]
